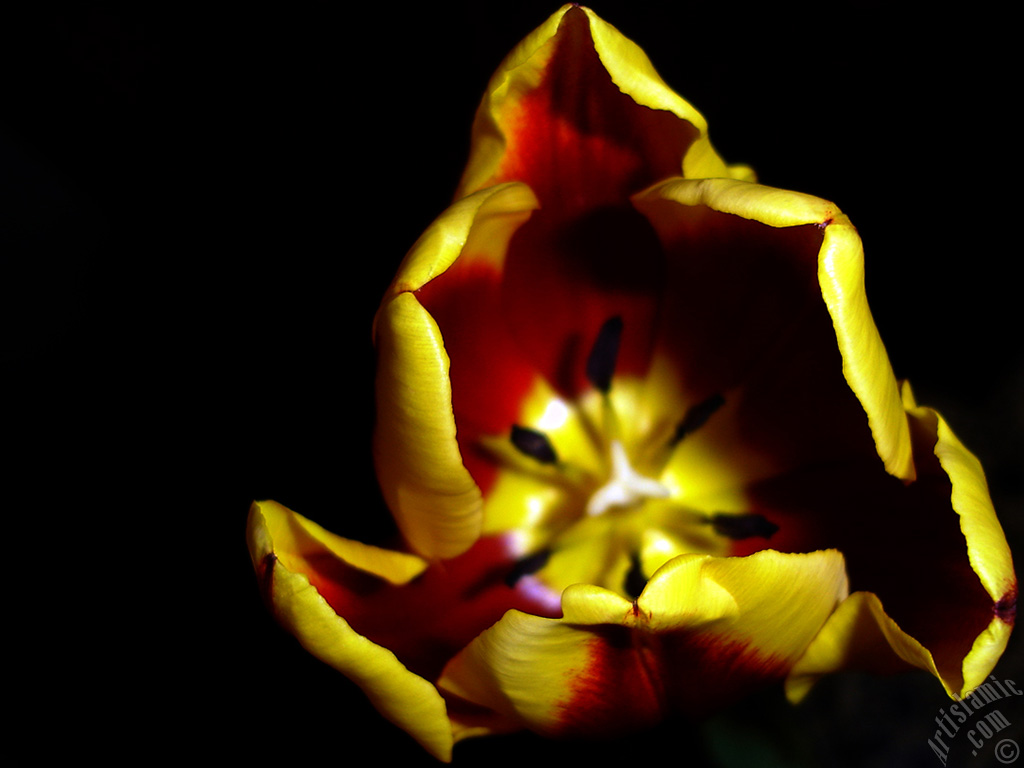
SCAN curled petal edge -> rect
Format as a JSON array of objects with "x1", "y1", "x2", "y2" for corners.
[
  {"x1": 784, "y1": 590, "x2": 940, "y2": 703},
  {"x1": 903, "y1": 384, "x2": 1015, "y2": 695},
  {"x1": 784, "y1": 586, "x2": 1012, "y2": 703},
  {"x1": 246, "y1": 500, "x2": 454, "y2": 762},
  {"x1": 579, "y1": 6, "x2": 746, "y2": 182},
  {"x1": 373, "y1": 183, "x2": 539, "y2": 559},
  {"x1": 455, "y1": 4, "x2": 748, "y2": 200},
  {"x1": 632, "y1": 176, "x2": 914, "y2": 481},
  {"x1": 900, "y1": 383, "x2": 1015, "y2": 620},
  {"x1": 786, "y1": 389, "x2": 1015, "y2": 702}
]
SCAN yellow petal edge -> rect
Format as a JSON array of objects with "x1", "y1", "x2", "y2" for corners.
[
  {"x1": 373, "y1": 183, "x2": 539, "y2": 559},
  {"x1": 455, "y1": 5, "x2": 750, "y2": 202},
  {"x1": 633, "y1": 176, "x2": 915, "y2": 481},
  {"x1": 786, "y1": 386, "x2": 1015, "y2": 702},
  {"x1": 246, "y1": 500, "x2": 454, "y2": 762}
]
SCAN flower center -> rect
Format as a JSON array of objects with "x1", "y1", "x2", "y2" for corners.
[
  {"x1": 484, "y1": 316, "x2": 779, "y2": 600},
  {"x1": 586, "y1": 439, "x2": 670, "y2": 517}
]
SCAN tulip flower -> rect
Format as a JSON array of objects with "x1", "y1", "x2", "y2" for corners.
[{"x1": 246, "y1": 5, "x2": 1015, "y2": 762}]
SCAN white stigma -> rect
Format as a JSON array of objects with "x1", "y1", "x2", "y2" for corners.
[{"x1": 586, "y1": 440, "x2": 670, "y2": 516}]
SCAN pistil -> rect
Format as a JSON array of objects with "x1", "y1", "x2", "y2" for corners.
[{"x1": 586, "y1": 439, "x2": 670, "y2": 516}]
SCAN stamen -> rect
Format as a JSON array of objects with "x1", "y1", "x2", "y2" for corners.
[
  {"x1": 672, "y1": 393, "x2": 725, "y2": 444},
  {"x1": 623, "y1": 552, "x2": 647, "y2": 599},
  {"x1": 710, "y1": 513, "x2": 779, "y2": 540},
  {"x1": 505, "y1": 549, "x2": 552, "y2": 587},
  {"x1": 510, "y1": 425, "x2": 559, "y2": 464},
  {"x1": 585, "y1": 316, "x2": 623, "y2": 393},
  {"x1": 587, "y1": 440, "x2": 670, "y2": 516}
]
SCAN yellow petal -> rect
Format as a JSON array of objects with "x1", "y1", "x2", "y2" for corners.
[
  {"x1": 246, "y1": 501, "x2": 453, "y2": 762},
  {"x1": 785, "y1": 403, "x2": 1015, "y2": 701},
  {"x1": 633, "y1": 176, "x2": 914, "y2": 481},
  {"x1": 919, "y1": 405, "x2": 1015, "y2": 617},
  {"x1": 681, "y1": 549, "x2": 850, "y2": 661},
  {"x1": 439, "y1": 549, "x2": 847, "y2": 738},
  {"x1": 818, "y1": 213, "x2": 915, "y2": 481},
  {"x1": 254, "y1": 498, "x2": 428, "y2": 585},
  {"x1": 373, "y1": 184, "x2": 539, "y2": 559}
]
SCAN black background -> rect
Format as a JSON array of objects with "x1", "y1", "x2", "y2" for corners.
[{"x1": 5, "y1": 2, "x2": 1020, "y2": 765}]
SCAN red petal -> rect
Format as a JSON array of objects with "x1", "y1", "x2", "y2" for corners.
[
  {"x1": 492, "y1": 8, "x2": 698, "y2": 216},
  {"x1": 553, "y1": 627, "x2": 786, "y2": 737},
  {"x1": 415, "y1": 262, "x2": 538, "y2": 492},
  {"x1": 302, "y1": 534, "x2": 560, "y2": 681},
  {"x1": 742, "y1": 461, "x2": 994, "y2": 683}
]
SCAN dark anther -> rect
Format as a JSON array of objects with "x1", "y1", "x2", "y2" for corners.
[
  {"x1": 710, "y1": 513, "x2": 779, "y2": 541},
  {"x1": 505, "y1": 549, "x2": 552, "y2": 587},
  {"x1": 510, "y1": 424, "x2": 559, "y2": 464},
  {"x1": 585, "y1": 316, "x2": 623, "y2": 393},
  {"x1": 673, "y1": 393, "x2": 725, "y2": 444},
  {"x1": 623, "y1": 552, "x2": 647, "y2": 599}
]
